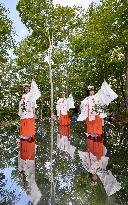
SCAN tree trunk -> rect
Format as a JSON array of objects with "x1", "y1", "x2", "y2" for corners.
[
  {"x1": 48, "y1": 33, "x2": 55, "y2": 202},
  {"x1": 125, "y1": 50, "x2": 128, "y2": 116},
  {"x1": 40, "y1": 96, "x2": 43, "y2": 121},
  {"x1": 119, "y1": 76, "x2": 126, "y2": 114}
]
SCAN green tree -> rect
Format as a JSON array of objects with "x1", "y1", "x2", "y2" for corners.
[
  {"x1": 15, "y1": 0, "x2": 85, "y2": 117},
  {"x1": 69, "y1": 0, "x2": 128, "y2": 115},
  {"x1": 0, "y1": 4, "x2": 14, "y2": 63},
  {"x1": 0, "y1": 4, "x2": 16, "y2": 122}
]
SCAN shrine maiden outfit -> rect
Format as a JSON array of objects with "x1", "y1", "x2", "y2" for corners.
[
  {"x1": 82, "y1": 94, "x2": 105, "y2": 135},
  {"x1": 56, "y1": 94, "x2": 75, "y2": 126},
  {"x1": 19, "y1": 80, "x2": 41, "y2": 139},
  {"x1": 78, "y1": 81, "x2": 118, "y2": 136},
  {"x1": 78, "y1": 140, "x2": 108, "y2": 179},
  {"x1": 18, "y1": 81, "x2": 41, "y2": 204}
]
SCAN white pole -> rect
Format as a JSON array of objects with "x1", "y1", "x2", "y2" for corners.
[{"x1": 48, "y1": 33, "x2": 55, "y2": 202}]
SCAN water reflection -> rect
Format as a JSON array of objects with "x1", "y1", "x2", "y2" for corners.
[
  {"x1": 78, "y1": 135, "x2": 121, "y2": 196},
  {"x1": 18, "y1": 138, "x2": 41, "y2": 205},
  {"x1": 57, "y1": 124, "x2": 121, "y2": 197},
  {"x1": 57, "y1": 125, "x2": 76, "y2": 159},
  {"x1": 0, "y1": 121, "x2": 128, "y2": 205}
]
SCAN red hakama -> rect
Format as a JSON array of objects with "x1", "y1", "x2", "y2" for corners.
[
  {"x1": 86, "y1": 115, "x2": 103, "y2": 135},
  {"x1": 20, "y1": 118, "x2": 35, "y2": 137},
  {"x1": 59, "y1": 113, "x2": 70, "y2": 126}
]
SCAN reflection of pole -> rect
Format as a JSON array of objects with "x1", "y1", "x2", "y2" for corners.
[
  {"x1": 40, "y1": 95, "x2": 43, "y2": 121},
  {"x1": 48, "y1": 32, "x2": 55, "y2": 204}
]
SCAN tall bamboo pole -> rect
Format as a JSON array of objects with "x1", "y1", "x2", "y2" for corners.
[{"x1": 48, "y1": 33, "x2": 55, "y2": 203}]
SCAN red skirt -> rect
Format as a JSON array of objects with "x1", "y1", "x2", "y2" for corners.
[
  {"x1": 20, "y1": 138, "x2": 35, "y2": 160},
  {"x1": 20, "y1": 118, "x2": 35, "y2": 137},
  {"x1": 86, "y1": 115, "x2": 103, "y2": 135},
  {"x1": 59, "y1": 113, "x2": 70, "y2": 126}
]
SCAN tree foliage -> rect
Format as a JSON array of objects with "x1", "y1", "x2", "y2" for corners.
[
  {"x1": 1, "y1": 0, "x2": 128, "y2": 121},
  {"x1": 0, "y1": 4, "x2": 16, "y2": 122},
  {"x1": 0, "y1": 4, "x2": 14, "y2": 63}
]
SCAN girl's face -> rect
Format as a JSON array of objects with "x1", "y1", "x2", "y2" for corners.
[
  {"x1": 24, "y1": 86, "x2": 30, "y2": 94},
  {"x1": 61, "y1": 93, "x2": 65, "y2": 98},
  {"x1": 89, "y1": 90, "x2": 94, "y2": 96}
]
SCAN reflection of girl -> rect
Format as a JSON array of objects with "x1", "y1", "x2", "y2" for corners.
[
  {"x1": 57, "y1": 125, "x2": 76, "y2": 159},
  {"x1": 57, "y1": 125, "x2": 70, "y2": 152},
  {"x1": 79, "y1": 136, "x2": 121, "y2": 195},
  {"x1": 79, "y1": 137, "x2": 108, "y2": 186},
  {"x1": 18, "y1": 138, "x2": 42, "y2": 204}
]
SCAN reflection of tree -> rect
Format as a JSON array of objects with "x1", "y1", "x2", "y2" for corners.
[
  {"x1": 0, "y1": 124, "x2": 19, "y2": 169},
  {"x1": 105, "y1": 123, "x2": 128, "y2": 204},
  {"x1": 71, "y1": 150, "x2": 108, "y2": 205},
  {"x1": 35, "y1": 121, "x2": 52, "y2": 204},
  {"x1": 53, "y1": 125, "x2": 107, "y2": 204},
  {"x1": 71, "y1": 122, "x2": 86, "y2": 150}
]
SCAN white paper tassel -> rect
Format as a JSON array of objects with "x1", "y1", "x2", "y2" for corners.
[
  {"x1": 67, "y1": 94, "x2": 75, "y2": 109},
  {"x1": 30, "y1": 80, "x2": 41, "y2": 101},
  {"x1": 95, "y1": 80, "x2": 118, "y2": 107}
]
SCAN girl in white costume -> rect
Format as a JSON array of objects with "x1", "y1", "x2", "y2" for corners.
[
  {"x1": 56, "y1": 92, "x2": 75, "y2": 126},
  {"x1": 78, "y1": 81, "x2": 118, "y2": 136},
  {"x1": 19, "y1": 80, "x2": 41, "y2": 139}
]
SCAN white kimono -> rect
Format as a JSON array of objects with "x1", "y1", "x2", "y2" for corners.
[
  {"x1": 78, "y1": 81, "x2": 118, "y2": 122},
  {"x1": 18, "y1": 80, "x2": 41, "y2": 119},
  {"x1": 56, "y1": 94, "x2": 75, "y2": 117}
]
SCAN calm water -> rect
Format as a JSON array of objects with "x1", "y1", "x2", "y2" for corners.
[{"x1": 0, "y1": 119, "x2": 128, "y2": 205}]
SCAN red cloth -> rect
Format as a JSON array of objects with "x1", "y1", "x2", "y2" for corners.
[
  {"x1": 59, "y1": 125, "x2": 70, "y2": 137},
  {"x1": 86, "y1": 115, "x2": 103, "y2": 135},
  {"x1": 20, "y1": 118, "x2": 35, "y2": 137},
  {"x1": 59, "y1": 113, "x2": 70, "y2": 126},
  {"x1": 86, "y1": 137, "x2": 104, "y2": 160},
  {"x1": 20, "y1": 138, "x2": 35, "y2": 160}
]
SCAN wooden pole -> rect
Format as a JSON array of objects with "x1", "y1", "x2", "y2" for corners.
[{"x1": 48, "y1": 32, "x2": 55, "y2": 203}]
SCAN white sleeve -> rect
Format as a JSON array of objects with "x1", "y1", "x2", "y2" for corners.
[
  {"x1": 56, "y1": 100, "x2": 60, "y2": 117},
  {"x1": 18, "y1": 101, "x2": 22, "y2": 117},
  {"x1": 30, "y1": 97, "x2": 36, "y2": 110},
  {"x1": 77, "y1": 98, "x2": 88, "y2": 121},
  {"x1": 67, "y1": 94, "x2": 75, "y2": 109}
]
